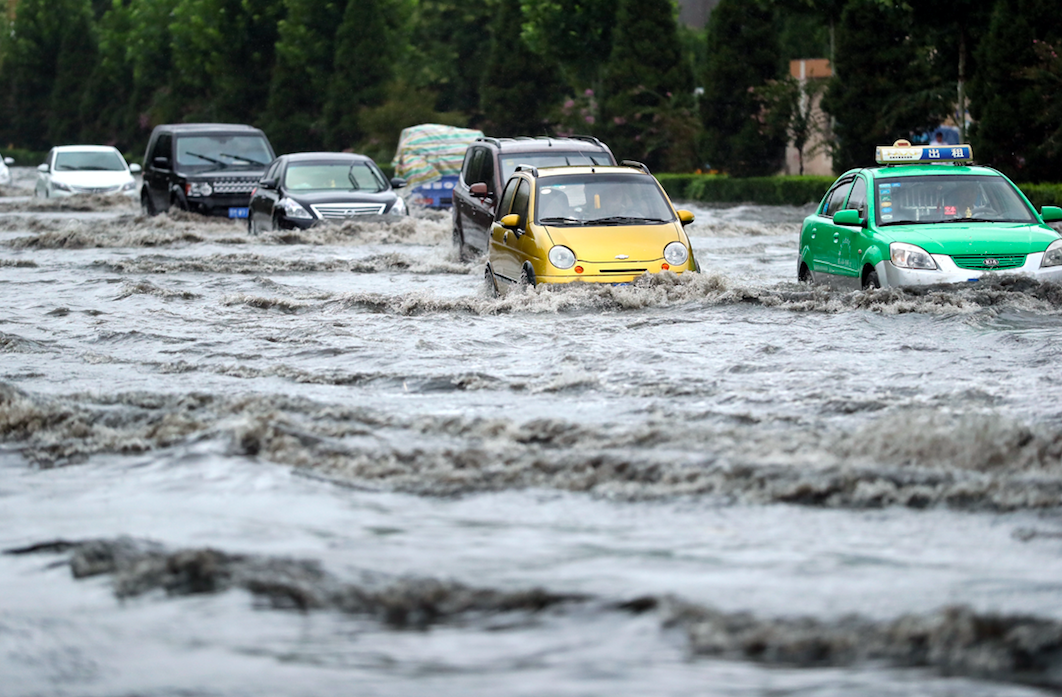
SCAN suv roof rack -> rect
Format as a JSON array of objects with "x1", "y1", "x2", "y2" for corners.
[
  {"x1": 567, "y1": 135, "x2": 605, "y2": 147},
  {"x1": 514, "y1": 164, "x2": 539, "y2": 176},
  {"x1": 621, "y1": 160, "x2": 651, "y2": 174},
  {"x1": 475, "y1": 136, "x2": 501, "y2": 147}
]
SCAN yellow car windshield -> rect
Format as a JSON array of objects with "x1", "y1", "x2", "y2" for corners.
[{"x1": 534, "y1": 174, "x2": 675, "y2": 226}]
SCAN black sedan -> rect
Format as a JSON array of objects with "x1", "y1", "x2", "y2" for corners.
[{"x1": 248, "y1": 152, "x2": 407, "y2": 232}]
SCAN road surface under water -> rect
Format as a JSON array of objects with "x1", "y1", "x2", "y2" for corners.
[{"x1": 2, "y1": 168, "x2": 1062, "y2": 696}]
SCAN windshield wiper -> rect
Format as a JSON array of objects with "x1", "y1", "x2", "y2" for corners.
[
  {"x1": 185, "y1": 151, "x2": 228, "y2": 167},
  {"x1": 347, "y1": 171, "x2": 361, "y2": 190},
  {"x1": 539, "y1": 216, "x2": 584, "y2": 225},
  {"x1": 220, "y1": 152, "x2": 267, "y2": 166},
  {"x1": 585, "y1": 216, "x2": 670, "y2": 226}
]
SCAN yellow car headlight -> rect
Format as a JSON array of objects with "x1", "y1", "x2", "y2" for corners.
[
  {"x1": 548, "y1": 245, "x2": 576, "y2": 269},
  {"x1": 663, "y1": 241, "x2": 688, "y2": 266}
]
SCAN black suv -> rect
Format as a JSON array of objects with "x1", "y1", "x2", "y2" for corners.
[
  {"x1": 451, "y1": 135, "x2": 616, "y2": 258},
  {"x1": 141, "y1": 123, "x2": 276, "y2": 218}
]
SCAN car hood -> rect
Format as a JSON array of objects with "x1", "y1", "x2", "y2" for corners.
[
  {"x1": 879, "y1": 222, "x2": 1061, "y2": 256},
  {"x1": 543, "y1": 222, "x2": 683, "y2": 262},
  {"x1": 50, "y1": 171, "x2": 133, "y2": 186},
  {"x1": 285, "y1": 190, "x2": 396, "y2": 204}
]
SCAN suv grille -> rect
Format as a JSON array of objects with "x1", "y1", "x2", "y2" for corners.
[
  {"x1": 951, "y1": 254, "x2": 1026, "y2": 270},
  {"x1": 210, "y1": 177, "x2": 258, "y2": 195},
  {"x1": 310, "y1": 203, "x2": 387, "y2": 219}
]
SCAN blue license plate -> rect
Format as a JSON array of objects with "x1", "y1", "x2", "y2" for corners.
[{"x1": 228, "y1": 207, "x2": 249, "y2": 219}]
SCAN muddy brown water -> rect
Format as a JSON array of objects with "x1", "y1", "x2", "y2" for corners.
[{"x1": 2, "y1": 168, "x2": 1062, "y2": 695}]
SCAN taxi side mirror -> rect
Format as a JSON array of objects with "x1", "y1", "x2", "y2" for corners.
[
  {"x1": 676, "y1": 209, "x2": 694, "y2": 226},
  {"x1": 833, "y1": 209, "x2": 865, "y2": 227},
  {"x1": 1041, "y1": 206, "x2": 1062, "y2": 223},
  {"x1": 500, "y1": 213, "x2": 520, "y2": 228}
]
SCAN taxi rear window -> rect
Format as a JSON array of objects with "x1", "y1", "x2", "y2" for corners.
[{"x1": 875, "y1": 174, "x2": 1036, "y2": 225}]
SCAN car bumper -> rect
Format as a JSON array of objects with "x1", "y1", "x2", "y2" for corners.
[
  {"x1": 877, "y1": 252, "x2": 1062, "y2": 287},
  {"x1": 537, "y1": 266, "x2": 690, "y2": 285},
  {"x1": 48, "y1": 187, "x2": 138, "y2": 198},
  {"x1": 184, "y1": 196, "x2": 253, "y2": 216}
]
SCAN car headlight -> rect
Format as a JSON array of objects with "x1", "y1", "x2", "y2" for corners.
[
  {"x1": 663, "y1": 241, "x2": 689, "y2": 266},
  {"x1": 278, "y1": 197, "x2": 313, "y2": 220},
  {"x1": 890, "y1": 242, "x2": 937, "y2": 270},
  {"x1": 185, "y1": 182, "x2": 213, "y2": 197},
  {"x1": 389, "y1": 197, "x2": 407, "y2": 216},
  {"x1": 52, "y1": 181, "x2": 72, "y2": 192},
  {"x1": 121, "y1": 180, "x2": 136, "y2": 191},
  {"x1": 548, "y1": 245, "x2": 576, "y2": 269},
  {"x1": 1041, "y1": 239, "x2": 1062, "y2": 268}
]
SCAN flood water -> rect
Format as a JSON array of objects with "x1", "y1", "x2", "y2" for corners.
[{"x1": 3, "y1": 166, "x2": 1062, "y2": 696}]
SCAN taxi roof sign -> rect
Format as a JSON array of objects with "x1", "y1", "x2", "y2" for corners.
[{"x1": 875, "y1": 140, "x2": 973, "y2": 165}]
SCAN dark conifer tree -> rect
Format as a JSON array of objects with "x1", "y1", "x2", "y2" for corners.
[
  {"x1": 3, "y1": 0, "x2": 64, "y2": 149},
  {"x1": 699, "y1": 0, "x2": 785, "y2": 177},
  {"x1": 407, "y1": 0, "x2": 496, "y2": 116},
  {"x1": 323, "y1": 0, "x2": 393, "y2": 150},
  {"x1": 48, "y1": 0, "x2": 99, "y2": 145},
  {"x1": 601, "y1": 0, "x2": 694, "y2": 170},
  {"x1": 970, "y1": 0, "x2": 1062, "y2": 181},
  {"x1": 822, "y1": 0, "x2": 948, "y2": 172},
  {"x1": 479, "y1": 0, "x2": 563, "y2": 136},
  {"x1": 263, "y1": 0, "x2": 345, "y2": 153}
]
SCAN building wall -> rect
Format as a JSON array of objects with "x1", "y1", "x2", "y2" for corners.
[{"x1": 782, "y1": 59, "x2": 835, "y2": 176}]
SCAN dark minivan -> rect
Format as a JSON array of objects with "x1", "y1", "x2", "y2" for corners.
[
  {"x1": 141, "y1": 123, "x2": 275, "y2": 218},
  {"x1": 451, "y1": 135, "x2": 616, "y2": 259}
]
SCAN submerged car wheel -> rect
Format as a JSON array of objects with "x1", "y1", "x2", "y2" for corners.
[
  {"x1": 518, "y1": 266, "x2": 535, "y2": 290},
  {"x1": 798, "y1": 262, "x2": 812, "y2": 283},
  {"x1": 484, "y1": 267, "x2": 499, "y2": 297},
  {"x1": 141, "y1": 192, "x2": 157, "y2": 217},
  {"x1": 863, "y1": 267, "x2": 881, "y2": 290},
  {"x1": 247, "y1": 211, "x2": 256, "y2": 235},
  {"x1": 452, "y1": 222, "x2": 467, "y2": 262}
]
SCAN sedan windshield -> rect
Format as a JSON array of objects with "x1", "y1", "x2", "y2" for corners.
[
  {"x1": 501, "y1": 152, "x2": 611, "y2": 181},
  {"x1": 875, "y1": 174, "x2": 1036, "y2": 225},
  {"x1": 175, "y1": 135, "x2": 273, "y2": 170},
  {"x1": 534, "y1": 174, "x2": 675, "y2": 226},
  {"x1": 283, "y1": 163, "x2": 386, "y2": 192},
  {"x1": 54, "y1": 151, "x2": 125, "y2": 171}
]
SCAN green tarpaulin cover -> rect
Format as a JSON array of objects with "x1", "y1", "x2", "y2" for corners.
[{"x1": 391, "y1": 124, "x2": 484, "y2": 189}]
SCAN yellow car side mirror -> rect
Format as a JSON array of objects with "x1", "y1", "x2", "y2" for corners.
[
  {"x1": 500, "y1": 213, "x2": 521, "y2": 228},
  {"x1": 677, "y1": 209, "x2": 695, "y2": 226}
]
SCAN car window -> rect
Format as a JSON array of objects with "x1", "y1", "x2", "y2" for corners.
[
  {"x1": 283, "y1": 163, "x2": 385, "y2": 192},
  {"x1": 875, "y1": 174, "x2": 1037, "y2": 225},
  {"x1": 54, "y1": 150, "x2": 126, "y2": 171},
  {"x1": 480, "y1": 152, "x2": 496, "y2": 193},
  {"x1": 844, "y1": 177, "x2": 867, "y2": 217},
  {"x1": 151, "y1": 135, "x2": 172, "y2": 165},
  {"x1": 534, "y1": 173, "x2": 675, "y2": 226},
  {"x1": 463, "y1": 148, "x2": 484, "y2": 186},
  {"x1": 500, "y1": 151, "x2": 611, "y2": 180},
  {"x1": 265, "y1": 160, "x2": 281, "y2": 181},
  {"x1": 174, "y1": 135, "x2": 273, "y2": 170},
  {"x1": 512, "y1": 179, "x2": 531, "y2": 226},
  {"x1": 497, "y1": 178, "x2": 519, "y2": 218},
  {"x1": 823, "y1": 178, "x2": 854, "y2": 217}
]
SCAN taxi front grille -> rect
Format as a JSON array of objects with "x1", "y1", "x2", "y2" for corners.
[
  {"x1": 210, "y1": 178, "x2": 257, "y2": 194},
  {"x1": 951, "y1": 254, "x2": 1026, "y2": 270},
  {"x1": 310, "y1": 203, "x2": 387, "y2": 219}
]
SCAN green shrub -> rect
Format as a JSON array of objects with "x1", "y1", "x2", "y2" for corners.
[
  {"x1": 657, "y1": 173, "x2": 834, "y2": 206},
  {"x1": 1018, "y1": 183, "x2": 1062, "y2": 210},
  {"x1": 0, "y1": 147, "x2": 48, "y2": 166}
]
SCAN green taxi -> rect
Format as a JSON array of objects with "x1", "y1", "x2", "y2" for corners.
[{"x1": 798, "y1": 141, "x2": 1062, "y2": 289}]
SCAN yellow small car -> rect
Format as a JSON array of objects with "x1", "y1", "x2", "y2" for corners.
[{"x1": 483, "y1": 163, "x2": 697, "y2": 293}]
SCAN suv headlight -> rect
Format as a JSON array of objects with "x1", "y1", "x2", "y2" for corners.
[
  {"x1": 548, "y1": 245, "x2": 576, "y2": 269},
  {"x1": 279, "y1": 197, "x2": 313, "y2": 220},
  {"x1": 185, "y1": 182, "x2": 213, "y2": 197},
  {"x1": 890, "y1": 242, "x2": 937, "y2": 270},
  {"x1": 389, "y1": 197, "x2": 407, "y2": 216},
  {"x1": 663, "y1": 241, "x2": 689, "y2": 266},
  {"x1": 1041, "y1": 239, "x2": 1062, "y2": 268}
]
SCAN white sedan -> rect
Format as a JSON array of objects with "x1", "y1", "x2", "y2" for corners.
[
  {"x1": 0, "y1": 154, "x2": 14, "y2": 186},
  {"x1": 34, "y1": 145, "x2": 141, "y2": 198}
]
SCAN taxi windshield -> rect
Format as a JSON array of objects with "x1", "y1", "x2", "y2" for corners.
[
  {"x1": 534, "y1": 174, "x2": 675, "y2": 226},
  {"x1": 875, "y1": 174, "x2": 1036, "y2": 225}
]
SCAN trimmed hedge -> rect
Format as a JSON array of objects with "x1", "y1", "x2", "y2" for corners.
[
  {"x1": 658, "y1": 173, "x2": 1062, "y2": 211},
  {"x1": 658, "y1": 173, "x2": 834, "y2": 206},
  {"x1": 0, "y1": 147, "x2": 48, "y2": 166}
]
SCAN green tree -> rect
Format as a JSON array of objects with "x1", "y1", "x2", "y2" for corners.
[
  {"x1": 479, "y1": 0, "x2": 563, "y2": 136},
  {"x1": 263, "y1": 0, "x2": 345, "y2": 152},
  {"x1": 2, "y1": 0, "x2": 72, "y2": 148},
  {"x1": 125, "y1": 0, "x2": 182, "y2": 131},
  {"x1": 323, "y1": 0, "x2": 394, "y2": 149},
  {"x1": 700, "y1": 0, "x2": 786, "y2": 176},
  {"x1": 600, "y1": 0, "x2": 694, "y2": 171},
  {"x1": 47, "y1": 0, "x2": 99, "y2": 145},
  {"x1": 406, "y1": 0, "x2": 496, "y2": 116},
  {"x1": 79, "y1": 0, "x2": 136, "y2": 148},
  {"x1": 969, "y1": 0, "x2": 1062, "y2": 181},
  {"x1": 520, "y1": 0, "x2": 617, "y2": 89},
  {"x1": 822, "y1": 0, "x2": 949, "y2": 172}
]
